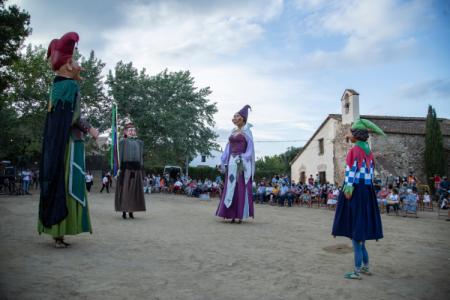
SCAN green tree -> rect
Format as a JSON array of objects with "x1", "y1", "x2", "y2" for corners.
[
  {"x1": 0, "y1": 0, "x2": 32, "y2": 109},
  {"x1": 280, "y1": 146, "x2": 302, "y2": 175},
  {"x1": 77, "y1": 50, "x2": 111, "y2": 156},
  {"x1": 424, "y1": 105, "x2": 446, "y2": 193},
  {"x1": 255, "y1": 155, "x2": 284, "y2": 174},
  {"x1": 0, "y1": 45, "x2": 111, "y2": 162},
  {"x1": 107, "y1": 64, "x2": 219, "y2": 169},
  {"x1": 0, "y1": 44, "x2": 53, "y2": 162}
]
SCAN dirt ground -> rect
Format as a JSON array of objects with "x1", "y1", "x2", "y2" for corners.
[{"x1": 1, "y1": 187, "x2": 449, "y2": 300}]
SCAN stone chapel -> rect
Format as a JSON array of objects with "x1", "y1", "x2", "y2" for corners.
[{"x1": 290, "y1": 89, "x2": 450, "y2": 185}]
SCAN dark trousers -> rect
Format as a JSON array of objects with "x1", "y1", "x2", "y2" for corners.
[
  {"x1": 86, "y1": 182, "x2": 92, "y2": 192},
  {"x1": 100, "y1": 183, "x2": 109, "y2": 193},
  {"x1": 386, "y1": 203, "x2": 399, "y2": 213},
  {"x1": 279, "y1": 195, "x2": 292, "y2": 206}
]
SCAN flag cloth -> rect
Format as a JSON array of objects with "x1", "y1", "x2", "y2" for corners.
[{"x1": 111, "y1": 105, "x2": 120, "y2": 175}]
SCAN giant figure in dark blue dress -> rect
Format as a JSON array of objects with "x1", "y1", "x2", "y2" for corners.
[{"x1": 332, "y1": 119, "x2": 386, "y2": 280}]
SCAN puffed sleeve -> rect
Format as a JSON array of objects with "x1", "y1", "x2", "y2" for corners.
[{"x1": 220, "y1": 143, "x2": 230, "y2": 173}]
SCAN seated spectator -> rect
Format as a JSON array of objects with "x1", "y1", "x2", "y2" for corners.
[
  {"x1": 377, "y1": 185, "x2": 390, "y2": 213},
  {"x1": 327, "y1": 187, "x2": 338, "y2": 209},
  {"x1": 319, "y1": 184, "x2": 328, "y2": 207},
  {"x1": 269, "y1": 183, "x2": 280, "y2": 205},
  {"x1": 300, "y1": 188, "x2": 311, "y2": 206},
  {"x1": 264, "y1": 183, "x2": 273, "y2": 204},
  {"x1": 173, "y1": 180, "x2": 182, "y2": 194},
  {"x1": 277, "y1": 182, "x2": 290, "y2": 207},
  {"x1": 255, "y1": 182, "x2": 265, "y2": 204},
  {"x1": 386, "y1": 189, "x2": 400, "y2": 216},
  {"x1": 403, "y1": 189, "x2": 418, "y2": 218},
  {"x1": 440, "y1": 193, "x2": 450, "y2": 221},
  {"x1": 143, "y1": 176, "x2": 152, "y2": 194},
  {"x1": 287, "y1": 184, "x2": 299, "y2": 206}
]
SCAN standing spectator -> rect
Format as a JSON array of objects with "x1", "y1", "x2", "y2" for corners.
[
  {"x1": 100, "y1": 174, "x2": 109, "y2": 193},
  {"x1": 410, "y1": 178, "x2": 418, "y2": 193},
  {"x1": 33, "y1": 168, "x2": 39, "y2": 189},
  {"x1": 29, "y1": 169, "x2": 35, "y2": 190},
  {"x1": 284, "y1": 175, "x2": 290, "y2": 184},
  {"x1": 215, "y1": 174, "x2": 221, "y2": 183},
  {"x1": 144, "y1": 175, "x2": 152, "y2": 194},
  {"x1": 314, "y1": 174, "x2": 319, "y2": 185},
  {"x1": 277, "y1": 176, "x2": 283, "y2": 188},
  {"x1": 319, "y1": 184, "x2": 328, "y2": 207},
  {"x1": 308, "y1": 174, "x2": 314, "y2": 185},
  {"x1": 21, "y1": 167, "x2": 31, "y2": 195},
  {"x1": 106, "y1": 170, "x2": 111, "y2": 188},
  {"x1": 377, "y1": 185, "x2": 390, "y2": 213},
  {"x1": 155, "y1": 174, "x2": 161, "y2": 193},
  {"x1": 431, "y1": 174, "x2": 442, "y2": 195},
  {"x1": 394, "y1": 177, "x2": 401, "y2": 189},
  {"x1": 272, "y1": 175, "x2": 277, "y2": 184},
  {"x1": 373, "y1": 174, "x2": 382, "y2": 193},
  {"x1": 85, "y1": 171, "x2": 93, "y2": 195},
  {"x1": 385, "y1": 174, "x2": 395, "y2": 189},
  {"x1": 398, "y1": 182, "x2": 409, "y2": 204},
  {"x1": 407, "y1": 172, "x2": 419, "y2": 186},
  {"x1": 261, "y1": 177, "x2": 267, "y2": 186},
  {"x1": 438, "y1": 176, "x2": 449, "y2": 201},
  {"x1": 109, "y1": 170, "x2": 114, "y2": 187}
]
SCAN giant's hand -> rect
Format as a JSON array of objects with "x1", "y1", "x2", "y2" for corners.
[{"x1": 89, "y1": 127, "x2": 99, "y2": 140}]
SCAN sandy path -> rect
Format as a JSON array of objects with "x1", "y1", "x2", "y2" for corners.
[{"x1": 0, "y1": 189, "x2": 449, "y2": 300}]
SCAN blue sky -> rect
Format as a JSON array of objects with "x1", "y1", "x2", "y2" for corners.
[{"x1": 11, "y1": 0, "x2": 450, "y2": 157}]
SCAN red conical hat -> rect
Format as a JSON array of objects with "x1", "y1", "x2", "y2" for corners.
[{"x1": 47, "y1": 32, "x2": 79, "y2": 71}]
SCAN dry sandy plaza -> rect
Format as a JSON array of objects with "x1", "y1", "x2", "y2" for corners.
[{"x1": 1, "y1": 189, "x2": 449, "y2": 300}]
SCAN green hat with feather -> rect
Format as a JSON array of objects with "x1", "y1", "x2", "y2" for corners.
[{"x1": 351, "y1": 119, "x2": 387, "y2": 138}]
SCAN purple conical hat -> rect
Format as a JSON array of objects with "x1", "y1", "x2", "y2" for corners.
[{"x1": 238, "y1": 105, "x2": 252, "y2": 120}]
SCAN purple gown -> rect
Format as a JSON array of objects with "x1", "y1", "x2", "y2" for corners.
[{"x1": 216, "y1": 134, "x2": 254, "y2": 220}]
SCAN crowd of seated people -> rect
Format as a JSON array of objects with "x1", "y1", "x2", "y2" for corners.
[
  {"x1": 252, "y1": 177, "x2": 341, "y2": 209},
  {"x1": 143, "y1": 173, "x2": 225, "y2": 198}
]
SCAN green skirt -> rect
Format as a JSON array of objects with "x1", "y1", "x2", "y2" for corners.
[{"x1": 37, "y1": 135, "x2": 92, "y2": 237}]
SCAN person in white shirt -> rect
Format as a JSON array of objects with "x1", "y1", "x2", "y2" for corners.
[
  {"x1": 256, "y1": 183, "x2": 266, "y2": 204},
  {"x1": 143, "y1": 175, "x2": 152, "y2": 194},
  {"x1": 85, "y1": 171, "x2": 93, "y2": 195},
  {"x1": 173, "y1": 180, "x2": 182, "y2": 194},
  {"x1": 21, "y1": 167, "x2": 32, "y2": 195},
  {"x1": 277, "y1": 183, "x2": 290, "y2": 207},
  {"x1": 100, "y1": 174, "x2": 109, "y2": 193}
]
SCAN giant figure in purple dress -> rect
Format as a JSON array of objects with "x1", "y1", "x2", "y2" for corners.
[{"x1": 216, "y1": 105, "x2": 255, "y2": 224}]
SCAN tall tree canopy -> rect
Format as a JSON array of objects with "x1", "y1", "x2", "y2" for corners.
[
  {"x1": 0, "y1": 0, "x2": 32, "y2": 108},
  {"x1": 107, "y1": 63, "x2": 219, "y2": 169},
  {"x1": 280, "y1": 146, "x2": 302, "y2": 174},
  {"x1": 0, "y1": 45, "x2": 110, "y2": 162},
  {"x1": 424, "y1": 105, "x2": 446, "y2": 192}
]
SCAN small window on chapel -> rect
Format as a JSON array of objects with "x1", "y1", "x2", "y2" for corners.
[
  {"x1": 318, "y1": 139, "x2": 324, "y2": 155},
  {"x1": 344, "y1": 95, "x2": 349, "y2": 115},
  {"x1": 201, "y1": 155, "x2": 206, "y2": 162}
]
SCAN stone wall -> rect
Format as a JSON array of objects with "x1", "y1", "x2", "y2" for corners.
[
  {"x1": 370, "y1": 134, "x2": 450, "y2": 185},
  {"x1": 333, "y1": 123, "x2": 353, "y2": 185},
  {"x1": 333, "y1": 125, "x2": 450, "y2": 185}
]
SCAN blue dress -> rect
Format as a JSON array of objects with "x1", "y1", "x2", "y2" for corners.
[{"x1": 332, "y1": 144, "x2": 383, "y2": 242}]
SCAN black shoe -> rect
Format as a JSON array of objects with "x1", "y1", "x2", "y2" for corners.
[
  {"x1": 122, "y1": 212, "x2": 127, "y2": 220},
  {"x1": 129, "y1": 212, "x2": 134, "y2": 219}
]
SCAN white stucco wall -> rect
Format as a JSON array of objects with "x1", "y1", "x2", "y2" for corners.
[
  {"x1": 291, "y1": 118, "x2": 337, "y2": 184},
  {"x1": 189, "y1": 149, "x2": 223, "y2": 168}
]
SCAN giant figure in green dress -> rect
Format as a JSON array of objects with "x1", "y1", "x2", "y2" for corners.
[{"x1": 37, "y1": 32, "x2": 99, "y2": 248}]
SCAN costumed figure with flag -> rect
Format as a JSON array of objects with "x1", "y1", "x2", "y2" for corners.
[
  {"x1": 114, "y1": 125, "x2": 146, "y2": 219},
  {"x1": 37, "y1": 32, "x2": 99, "y2": 248},
  {"x1": 332, "y1": 119, "x2": 386, "y2": 279},
  {"x1": 216, "y1": 105, "x2": 255, "y2": 223}
]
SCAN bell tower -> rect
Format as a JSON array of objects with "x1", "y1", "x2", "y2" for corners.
[{"x1": 341, "y1": 89, "x2": 360, "y2": 125}]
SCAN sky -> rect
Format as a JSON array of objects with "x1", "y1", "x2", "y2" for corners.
[{"x1": 10, "y1": 0, "x2": 450, "y2": 158}]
